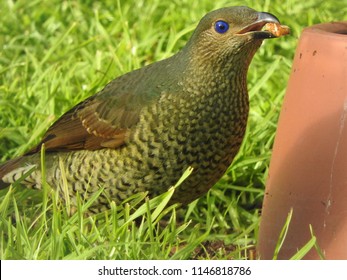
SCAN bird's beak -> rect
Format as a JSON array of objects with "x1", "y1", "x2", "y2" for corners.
[{"x1": 237, "y1": 12, "x2": 281, "y2": 39}]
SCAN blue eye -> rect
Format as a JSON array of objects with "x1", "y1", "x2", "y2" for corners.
[{"x1": 214, "y1": 20, "x2": 229, "y2": 34}]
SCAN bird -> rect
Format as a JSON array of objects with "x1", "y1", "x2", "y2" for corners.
[{"x1": 0, "y1": 6, "x2": 286, "y2": 213}]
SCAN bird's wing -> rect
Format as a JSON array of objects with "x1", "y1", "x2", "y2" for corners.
[{"x1": 27, "y1": 71, "x2": 162, "y2": 154}]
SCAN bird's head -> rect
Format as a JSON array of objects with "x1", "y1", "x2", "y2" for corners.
[{"x1": 184, "y1": 6, "x2": 284, "y2": 73}]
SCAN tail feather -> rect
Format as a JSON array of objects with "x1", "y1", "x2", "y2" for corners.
[{"x1": 0, "y1": 157, "x2": 26, "y2": 189}]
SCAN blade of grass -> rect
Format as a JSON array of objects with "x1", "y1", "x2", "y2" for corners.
[{"x1": 272, "y1": 208, "x2": 293, "y2": 260}]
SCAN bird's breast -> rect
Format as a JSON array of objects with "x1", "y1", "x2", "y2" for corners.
[{"x1": 126, "y1": 81, "x2": 249, "y2": 201}]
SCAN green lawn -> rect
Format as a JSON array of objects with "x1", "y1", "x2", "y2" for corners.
[{"x1": 0, "y1": 0, "x2": 346, "y2": 260}]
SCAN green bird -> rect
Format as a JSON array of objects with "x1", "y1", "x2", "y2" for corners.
[{"x1": 0, "y1": 6, "x2": 286, "y2": 213}]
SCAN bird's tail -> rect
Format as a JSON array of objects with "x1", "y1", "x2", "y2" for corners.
[{"x1": 0, "y1": 157, "x2": 25, "y2": 189}]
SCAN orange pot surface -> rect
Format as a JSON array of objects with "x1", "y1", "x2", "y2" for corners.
[{"x1": 258, "y1": 22, "x2": 347, "y2": 259}]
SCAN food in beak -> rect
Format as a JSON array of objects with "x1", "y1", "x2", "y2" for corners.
[{"x1": 264, "y1": 22, "x2": 290, "y2": 37}]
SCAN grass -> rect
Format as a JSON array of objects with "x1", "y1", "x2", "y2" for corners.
[{"x1": 0, "y1": 0, "x2": 346, "y2": 260}]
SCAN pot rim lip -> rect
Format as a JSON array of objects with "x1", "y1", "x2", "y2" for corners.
[{"x1": 304, "y1": 21, "x2": 347, "y2": 38}]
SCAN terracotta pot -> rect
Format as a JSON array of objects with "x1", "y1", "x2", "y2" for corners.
[{"x1": 258, "y1": 22, "x2": 347, "y2": 259}]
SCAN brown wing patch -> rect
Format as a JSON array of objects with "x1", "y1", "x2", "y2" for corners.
[{"x1": 26, "y1": 97, "x2": 134, "y2": 154}]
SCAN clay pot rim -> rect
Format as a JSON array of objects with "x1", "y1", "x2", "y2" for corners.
[{"x1": 305, "y1": 21, "x2": 347, "y2": 39}]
